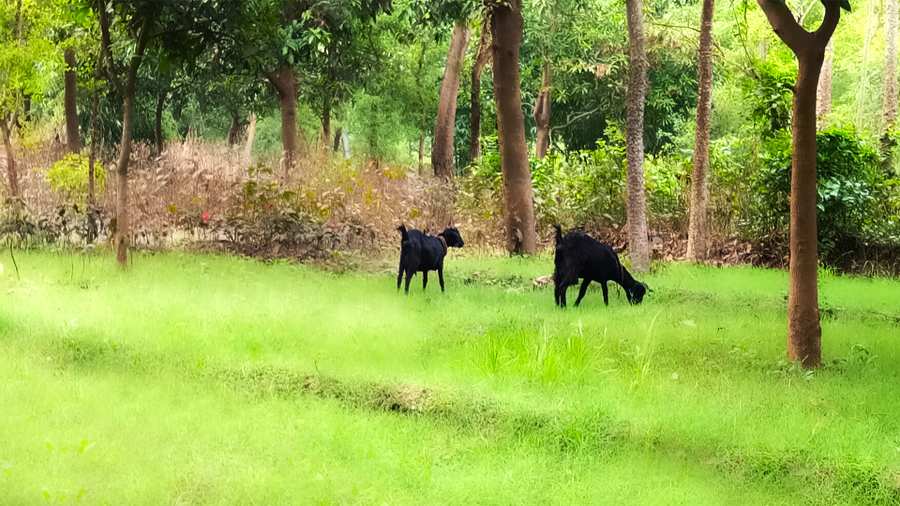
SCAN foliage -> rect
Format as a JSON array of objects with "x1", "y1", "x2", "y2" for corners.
[
  {"x1": 751, "y1": 126, "x2": 891, "y2": 260},
  {"x1": 461, "y1": 126, "x2": 691, "y2": 231},
  {"x1": 742, "y1": 62, "x2": 794, "y2": 136},
  {"x1": 46, "y1": 153, "x2": 106, "y2": 204}
]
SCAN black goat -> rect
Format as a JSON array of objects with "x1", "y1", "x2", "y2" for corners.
[
  {"x1": 553, "y1": 225, "x2": 648, "y2": 307},
  {"x1": 397, "y1": 225, "x2": 464, "y2": 294}
]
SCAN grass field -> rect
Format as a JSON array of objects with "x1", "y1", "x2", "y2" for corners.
[{"x1": 1, "y1": 250, "x2": 898, "y2": 505}]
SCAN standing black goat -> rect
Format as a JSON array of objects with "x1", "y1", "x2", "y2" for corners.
[
  {"x1": 553, "y1": 225, "x2": 648, "y2": 307},
  {"x1": 396, "y1": 225, "x2": 464, "y2": 294}
]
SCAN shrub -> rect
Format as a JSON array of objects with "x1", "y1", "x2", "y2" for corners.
[
  {"x1": 460, "y1": 126, "x2": 689, "y2": 233},
  {"x1": 46, "y1": 154, "x2": 106, "y2": 205},
  {"x1": 750, "y1": 126, "x2": 889, "y2": 261}
]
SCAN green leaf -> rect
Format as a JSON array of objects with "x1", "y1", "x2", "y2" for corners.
[{"x1": 839, "y1": 0, "x2": 851, "y2": 11}]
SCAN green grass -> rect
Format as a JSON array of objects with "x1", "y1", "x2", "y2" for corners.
[{"x1": 1, "y1": 250, "x2": 898, "y2": 504}]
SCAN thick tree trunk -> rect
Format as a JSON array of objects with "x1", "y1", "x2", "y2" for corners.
[
  {"x1": 1, "y1": 121, "x2": 19, "y2": 199},
  {"x1": 491, "y1": 0, "x2": 537, "y2": 254},
  {"x1": 884, "y1": 0, "x2": 899, "y2": 132},
  {"x1": 757, "y1": 0, "x2": 841, "y2": 368},
  {"x1": 533, "y1": 62, "x2": 552, "y2": 159},
  {"x1": 432, "y1": 20, "x2": 470, "y2": 178},
  {"x1": 268, "y1": 66, "x2": 298, "y2": 176},
  {"x1": 625, "y1": 0, "x2": 651, "y2": 272},
  {"x1": 469, "y1": 16, "x2": 491, "y2": 162},
  {"x1": 243, "y1": 113, "x2": 257, "y2": 165},
  {"x1": 686, "y1": 0, "x2": 715, "y2": 261},
  {"x1": 816, "y1": 39, "x2": 834, "y2": 124},
  {"x1": 64, "y1": 48, "x2": 81, "y2": 153},
  {"x1": 154, "y1": 90, "x2": 166, "y2": 154},
  {"x1": 114, "y1": 20, "x2": 151, "y2": 268}
]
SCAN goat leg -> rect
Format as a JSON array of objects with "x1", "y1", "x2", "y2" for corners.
[{"x1": 574, "y1": 279, "x2": 591, "y2": 307}]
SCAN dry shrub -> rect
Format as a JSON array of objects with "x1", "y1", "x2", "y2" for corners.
[{"x1": 3, "y1": 136, "x2": 502, "y2": 258}]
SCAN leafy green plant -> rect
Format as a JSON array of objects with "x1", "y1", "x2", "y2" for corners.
[
  {"x1": 750, "y1": 126, "x2": 889, "y2": 261},
  {"x1": 46, "y1": 154, "x2": 106, "y2": 205}
]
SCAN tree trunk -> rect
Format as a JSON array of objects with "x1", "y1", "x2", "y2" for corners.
[
  {"x1": 757, "y1": 0, "x2": 841, "y2": 368},
  {"x1": 154, "y1": 90, "x2": 166, "y2": 154},
  {"x1": 432, "y1": 20, "x2": 470, "y2": 178},
  {"x1": 64, "y1": 48, "x2": 81, "y2": 153},
  {"x1": 884, "y1": 0, "x2": 899, "y2": 132},
  {"x1": 787, "y1": 55, "x2": 825, "y2": 368},
  {"x1": 114, "y1": 20, "x2": 151, "y2": 268},
  {"x1": 87, "y1": 88, "x2": 100, "y2": 242},
  {"x1": 469, "y1": 16, "x2": 492, "y2": 162},
  {"x1": 533, "y1": 62, "x2": 552, "y2": 159},
  {"x1": 227, "y1": 113, "x2": 241, "y2": 146},
  {"x1": 1, "y1": 121, "x2": 19, "y2": 199},
  {"x1": 268, "y1": 66, "x2": 298, "y2": 177},
  {"x1": 686, "y1": 0, "x2": 715, "y2": 262},
  {"x1": 321, "y1": 94, "x2": 332, "y2": 151},
  {"x1": 243, "y1": 113, "x2": 257, "y2": 165},
  {"x1": 816, "y1": 39, "x2": 834, "y2": 124},
  {"x1": 491, "y1": 0, "x2": 537, "y2": 254},
  {"x1": 333, "y1": 127, "x2": 342, "y2": 152},
  {"x1": 625, "y1": 0, "x2": 651, "y2": 272}
]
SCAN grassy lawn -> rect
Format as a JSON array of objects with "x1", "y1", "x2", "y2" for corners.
[{"x1": 1, "y1": 250, "x2": 898, "y2": 504}]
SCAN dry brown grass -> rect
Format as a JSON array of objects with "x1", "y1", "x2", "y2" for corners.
[{"x1": 6, "y1": 136, "x2": 500, "y2": 254}]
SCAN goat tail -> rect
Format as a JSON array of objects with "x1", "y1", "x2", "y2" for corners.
[
  {"x1": 397, "y1": 224, "x2": 408, "y2": 241},
  {"x1": 553, "y1": 224, "x2": 563, "y2": 244}
]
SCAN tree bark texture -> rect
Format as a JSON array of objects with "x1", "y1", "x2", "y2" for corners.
[
  {"x1": 432, "y1": 20, "x2": 470, "y2": 178},
  {"x1": 64, "y1": 48, "x2": 81, "y2": 153},
  {"x1": 268, "y1": 66, "x2": 298, "y2": 176},
  {"x1": 625, "y1": 0, "x2": 651, "y2": 272},
  {"x1": 491, "y1": 0, "x2": 537, "y2": 254},
  {"x1": 884, "y1": 0, "x2": 899, "y2": 132},
  {"x1": 686, "y1": 0, "x2": 715, "y2": 261},
  {"x1": 534, "y1": 62, "x2": 552, "y2": 159},
  {"x1": 757, "y1": 0, "x2": 841, "y2": 368},
  {"x1": 469, "y1": 16, "x2": 492, "y2": 161}
]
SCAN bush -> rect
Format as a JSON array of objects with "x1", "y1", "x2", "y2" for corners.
[
  {"x1": 46, "y1": 154, "x2": 106, "y2": 204},
  {"x1": 750, "y1": 126, "x2": 890, "y2": 261},
  {"x1": 460, "y1": 126, "x2": 690, "y2": 233}
]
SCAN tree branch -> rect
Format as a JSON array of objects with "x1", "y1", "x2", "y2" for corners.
[
  {"x1": 554, "y1": 106, "x2": 601, "y2": 132},
  {"x1": 814, "y1": 0, "x2": 841, "y2": 46},
  {"x1": 757, "y1": 0, "x2": 809, "y2": 52}
]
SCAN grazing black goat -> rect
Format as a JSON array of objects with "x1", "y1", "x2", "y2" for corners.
[
  {"x1": 397, "y1": 225, "x2": 464, "y2": 294},
  {"x1": 553, "y1": 225, "x2": 648, "y2": 307}
]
